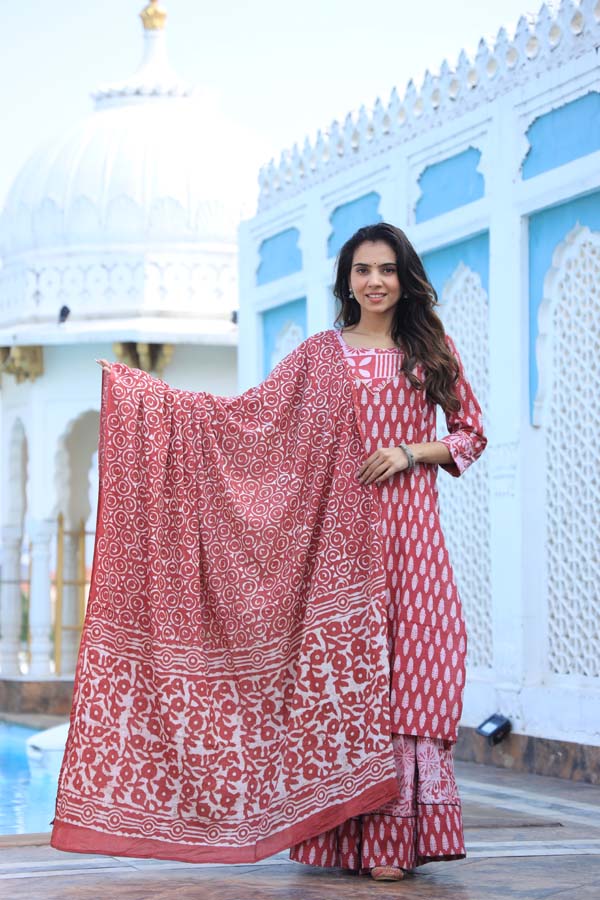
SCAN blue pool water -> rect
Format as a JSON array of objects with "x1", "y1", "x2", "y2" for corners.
[{"x1": 0, "y1": 722, "x2": 59, "y2": 833}]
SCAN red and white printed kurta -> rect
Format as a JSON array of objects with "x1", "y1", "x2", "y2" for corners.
[
  {"x1": 290, "y1": 330, "x2": 486, "y2": 871},
  {"x1": 338, "y1": 329, "x2": 486, "y2": 740}
]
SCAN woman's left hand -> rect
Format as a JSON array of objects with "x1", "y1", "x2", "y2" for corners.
[{"x1": 357, "y1": 447, "x2": 411, "y2": 485}]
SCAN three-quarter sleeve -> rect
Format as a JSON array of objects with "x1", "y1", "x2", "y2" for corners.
[{"x1": 438, "y1": 334, "x2": 487, "y2": 478}]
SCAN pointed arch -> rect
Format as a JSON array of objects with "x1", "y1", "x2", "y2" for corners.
[
  {"x1": 533, "y1": 224, "x2": 597, "y2": 426},
  {"x1": 54, "y1": 409, "x2": 100, "y2": 528},
  {"x1": 534, "y1": 224, "x2": 600, "y2": 677}
]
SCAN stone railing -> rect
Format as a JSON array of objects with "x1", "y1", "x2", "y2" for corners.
[{"x1": 258, "y1": 0, "x2": 600, "y2": 210}]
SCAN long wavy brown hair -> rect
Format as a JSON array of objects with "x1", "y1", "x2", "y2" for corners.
[{"x1": 333, "y1": 222, "x2": 460, "y2": 412}]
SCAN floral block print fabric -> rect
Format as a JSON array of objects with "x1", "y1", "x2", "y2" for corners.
[
  {"x1": 290, "y1": 733, "x2": 466, "y2": 871},
  {"x1": 51, "y1": 329, "x2": 484, "y2": 866},
  {"x1": 51, "y1": 332, "x2": 401, "y2": 864}
]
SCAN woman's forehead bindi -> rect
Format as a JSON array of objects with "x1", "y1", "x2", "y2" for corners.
[
  {"x1": 351, "y1": 260, "x2": 397, "y2": 267},
  {"x1": 352, "y1": 241, "x2": 396, "y2": 267}
]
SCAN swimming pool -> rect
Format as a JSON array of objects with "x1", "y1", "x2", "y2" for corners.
[{"x1": 0, "y1": 722, "x2": 59, "y2": 833}]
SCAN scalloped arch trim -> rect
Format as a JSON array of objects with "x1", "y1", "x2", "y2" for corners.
[
  {"x1": 523, "y1": 91, "x2": 600, "y2": 180},
  {"x1": 416, "y1": 148, "x2": 484, "y2": 222}
]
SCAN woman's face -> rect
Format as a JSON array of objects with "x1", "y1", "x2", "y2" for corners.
[{"x1": 349, "y1": 240, "x2": 402, "y2": 318}]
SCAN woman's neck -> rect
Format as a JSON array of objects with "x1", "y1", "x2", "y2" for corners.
[
  {"x1": 342, "y1": 311, "x2": 397, "y2": 347},
  {"x1": 341, "y1": 321, "x2": 398, "y2": 349},
  {"x1": 352, "y1": 308, "x2": 395, "y2": 336}
]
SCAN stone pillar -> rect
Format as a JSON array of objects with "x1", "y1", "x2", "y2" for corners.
[
  {"x1": 485, "y1": 94, "x2": 527, "y2": 731},
  {"x1": 28, "y1": 519, "x2": 53, "y2": 676},
  {"x1": 60, "y1": 532, "x2": 80, "y2": 674},
  {"x1": 0, "y1": 525, "x2": 23, "y2": 676},
  {"x1": 303, "y1": 198, "x2": 331, "y2": 337}
]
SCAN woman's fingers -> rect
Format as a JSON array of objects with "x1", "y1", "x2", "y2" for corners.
[
  {"x1": 357, "y1": 450, "x2": 383, "y2": 479},
  {"x1": 358, "y1": 455, "x2": 387, "y2": 484},
  {"x1": 374, "y1": 465, "x2": 395, "y2": 484},
  {"x1": 357, "y1": 448, "x2": 408, "y2": 484},
  {"x1": 362, "y1": 461, "x2": 392, "y2": 485},
  {"x1": 95, "y1": 358, "x2": 112, "y2": 372}
]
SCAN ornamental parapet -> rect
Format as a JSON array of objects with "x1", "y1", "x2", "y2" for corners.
[{"x1": 257, "y1": 0, "x2": 600, "y2": 210}]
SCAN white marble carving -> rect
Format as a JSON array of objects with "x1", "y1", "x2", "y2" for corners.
[
  {"x1": 538, "y1": 226, "x2": 600, "y2": 678},
  {"x1": 437, "y1": 264, "x2": 492, "y2": 669}
]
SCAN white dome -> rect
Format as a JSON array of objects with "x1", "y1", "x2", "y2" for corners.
[
  {"x1": 0, "y1": 6, "x2": 262, "y2": 339},
  {"x1": 1, "y1": 33, "x2": 253, "y2": 256}
]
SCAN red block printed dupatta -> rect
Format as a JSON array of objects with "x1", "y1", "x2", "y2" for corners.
[{"x1": 51, "y1": 330, "x2": 398, "y2": 863}]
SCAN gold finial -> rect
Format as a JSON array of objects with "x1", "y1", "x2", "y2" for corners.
[{"x1": 140, "y1": 0, "x2": 167, "y2": 30}]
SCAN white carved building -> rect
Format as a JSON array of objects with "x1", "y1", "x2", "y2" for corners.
[
  {"x1": 0, "y1": 2, "x2": 249, "y2": 679},
  {"x1": 239, "y1": 2, "x2": 600, "y2": 749}
]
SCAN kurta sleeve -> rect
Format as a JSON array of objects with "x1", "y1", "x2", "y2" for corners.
[{"x1": 438, "y1": 334, "x2": 487, "y2": 478}]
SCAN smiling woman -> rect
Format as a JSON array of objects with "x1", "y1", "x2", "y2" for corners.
[
  {"x1": 289, "y1": 223, "x2": 487, "y2": 880},
  {"x1": 332, "y1": 223, "x2": 471, "y2": 487},
  {"x1": 52, "y1": 224, "x2": 485, "y2": 883},
  {"x1": 349, "y1": 244, "x2": 402, "y2": 327}
]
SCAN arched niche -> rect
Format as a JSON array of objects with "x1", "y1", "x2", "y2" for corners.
[
  {"x1": 436, "y1": 263, "x2": 492, "y2": 670},
  {"x1": 54, "y1": 409, "x2": 100, "y2": 529},
  {"x1": 534, "y1": 224, "x2": 600, "y2": 678}
]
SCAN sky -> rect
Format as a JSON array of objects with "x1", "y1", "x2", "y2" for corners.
[{"x1": 0, "y1": 0, "x2": 541, "y2": 210}]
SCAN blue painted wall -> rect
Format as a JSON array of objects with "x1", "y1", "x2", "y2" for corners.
[
  {"x1": 416, "y1": 148, "x2": 485, "y2": 223},
  {"x1": 422, "y1": 232, "x2": 489, "y2": 300},
  {"x1": 522, "y1": 92, "x2": 600, "y2": 180},
  {"x1": 327, "y1": 192, "x2": 381, "y2": 257},
  {"x1": 257, "y1": 227, "x2": 302, "y2": 285},
  {"x1": 261, "y1": 297, "x2": 307, "y2": 377},
  {"x1": 528, "y1": 190, "x2": 600, "y2": 420}
]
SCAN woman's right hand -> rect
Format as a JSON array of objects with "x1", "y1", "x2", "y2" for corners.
[{"x1": 95, "y1": 358, "x2": 112, "y2": 373}]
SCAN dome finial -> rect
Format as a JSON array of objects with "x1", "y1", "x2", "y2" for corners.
[{"x1": 140, "y1": 0, "x2": 167, "y2": 31}]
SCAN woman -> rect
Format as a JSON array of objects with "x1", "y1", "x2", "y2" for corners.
[
  {"x1": 288, "y1": 222, "x2": 486, "y2": 880},
  {"x1": 55, "y1": 223, "x2": 484, "y2": 882}
]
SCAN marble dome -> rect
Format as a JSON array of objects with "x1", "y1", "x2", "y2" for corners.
[
  {"x1": 1, "y1": 9, "x2": 252, "y2": 257},
  {"x1": 0, "y1": 2, "x2": 259, "y2": 336}
]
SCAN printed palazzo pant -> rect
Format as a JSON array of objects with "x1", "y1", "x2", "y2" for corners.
[{"x1": 289, "y1": 733, "x2": 466, "y2": 872}]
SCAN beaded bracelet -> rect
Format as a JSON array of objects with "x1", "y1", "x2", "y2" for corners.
[{"x1": 399, "y1": 443, "x2": 416, "y2": 470}]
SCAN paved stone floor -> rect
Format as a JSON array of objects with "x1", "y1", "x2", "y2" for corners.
[{"x1": 1, "y1": 761, "x2": 599, "y2": 899}]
